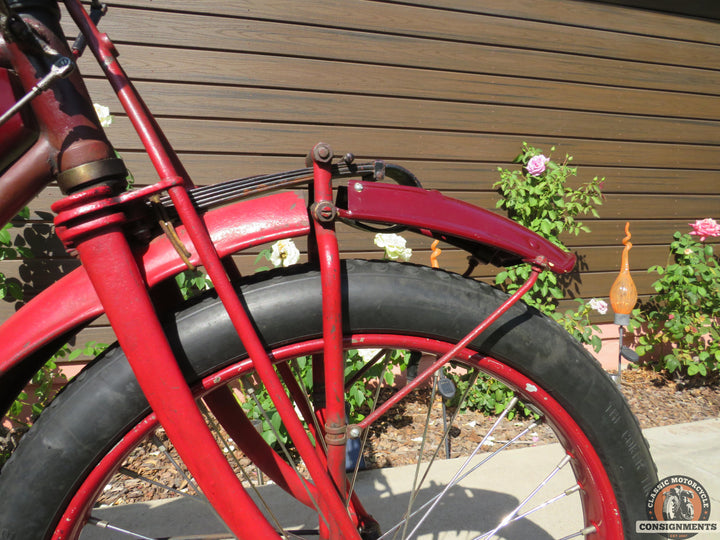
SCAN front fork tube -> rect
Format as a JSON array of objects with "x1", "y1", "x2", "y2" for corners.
[
  {"x1": 71, "y1": 226, "x2": 278, "y2": 539},
  {"x1": 64, "y1": 185, "x2": 361, "y2": 538}
]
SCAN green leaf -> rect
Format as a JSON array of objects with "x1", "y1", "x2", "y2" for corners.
[
  {"x1": 665, "y1": 356, "x2": 681, "y2": 373},
  {"x1": 9, "y1": 400, "x2": 23, "y2": 417},
  {"x1": 6, "y1": 280, "x2": 22, "y2": 300}
]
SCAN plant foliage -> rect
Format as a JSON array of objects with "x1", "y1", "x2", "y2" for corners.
[
  {"x1": 452, "y1": 143, "x2": 606, "y2": 418},
  {"x1": 631, "y1": 227, "x2": 720, "y2": 380}
]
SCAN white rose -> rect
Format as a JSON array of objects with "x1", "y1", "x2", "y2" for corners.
[
  {"x1": 374, "y1": 233, "x2": 412, "y2": 262},
  {"x1": 269, "y1": 239, "x2": 300, "y2": 267},
  {"x1": 588, "y1": 298, "x2": 608, "y2": 315},
  {"x1": 93, "y1": 103, "x2": 113, "y2": 128},
  {"x1": 357, "y1": 348, "x2": 382, "y2": 362}
]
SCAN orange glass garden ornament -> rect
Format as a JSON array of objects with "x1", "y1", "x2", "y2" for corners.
[
  {"x1": 610, "y1": 222, "x2": 638, "y2": 326},
  {"x1": 430, "y1": 239, "x2": 442, "y2": 269}
]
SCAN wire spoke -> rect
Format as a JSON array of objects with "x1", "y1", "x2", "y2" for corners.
[
  {"x1": 503, "y1": 484, "x2": 581, "y2": 525},
  {"x1": 476, "y1": 453, "x2": 573, "y2": 540},
  {"x1": 150, "y1": 434, "x2": 202, "y2": 497},
  {"x1": 379, "y1": 420, "x2": 543, "y2": 540},
  {"x1": 378, "y1": 396, "x2": 522, "y2": 540},
  {"x1": 557, "y1": 525, "x2": 599, "y2": 540},
  {"x1": 347, "y1": 351, "x2": 392, "y2": 505},
  {"x1": 242, "y1": 376, "x2": 330, "y2": 533},
  {"x1": 117, "y1": 467, "x2": 204, "y2": 501},
  {"x1": 198, "y1": 400, "x2": 288, "y2": 536},
  {"x1": 399, "y1": 370, "x2": 441, "y2": 539},
  {"x1": 412, "y1": 369, "x2": 482, "y2": 496},
  {"x1": 87, "y1": 516, "x2": 158, "y2": 539},
  {"x1": 289, "y1": 357, "x2": 328, "y2": 456}
]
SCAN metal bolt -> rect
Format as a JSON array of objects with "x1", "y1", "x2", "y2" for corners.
[
  {"x1": 348, "y1": 426, "x2": 362, "y2": 439},
  {"x1": 311, "y1": 201, "x2": 336, "y2": 223},
  {"x1": 213, "y1": 376, "x2": 222, "y2": 384},
  {"x1": 313, "y1": 143, "x2": 333, "y2": 164},
  {"x1": 353, "y1": 182, "x2": 364, "y2": 193}
]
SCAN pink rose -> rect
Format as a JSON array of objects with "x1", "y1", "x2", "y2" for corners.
[
  {"x1": 689, "y1": 218, "x2": 720, "y2": 242},
  {"x1": 526, "y1": 155, "x2": 549, "y2": 176}
]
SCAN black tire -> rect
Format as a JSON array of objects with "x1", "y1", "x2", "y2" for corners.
[{"x1": 0, "y1": 260, "x2": 658, "y2": 539}]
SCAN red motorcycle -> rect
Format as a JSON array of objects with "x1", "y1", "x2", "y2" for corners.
[{"x1": 0, "y1": 1, "x2": 657, "y2": 538}]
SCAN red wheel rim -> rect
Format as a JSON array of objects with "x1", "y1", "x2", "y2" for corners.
[{"x1": 54, "y1": 335, "x2": 622, "y2": 539}]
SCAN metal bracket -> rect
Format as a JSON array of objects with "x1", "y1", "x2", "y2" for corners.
[
  {"x1": 150, "y1": 195, "x2": 195, "y2": 270},
  {"x1": 305, "y1": 142, "x2": 333, "y2": 167}
]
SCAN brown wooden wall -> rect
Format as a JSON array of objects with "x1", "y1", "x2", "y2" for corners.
[{"x1": 3, "y1": 0, "x2": 720, "y2": 360}]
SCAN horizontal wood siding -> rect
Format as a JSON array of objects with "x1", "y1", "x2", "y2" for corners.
[{"x1": 4, "y1": 0, "x2": 719, "y2": 354}]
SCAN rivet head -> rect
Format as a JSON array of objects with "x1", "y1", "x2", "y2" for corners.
[
  {"x1": 353, "y1": 182, "x2": 364, "y2": 193},
  {"x1": 348, "y1": 426, "x2": 362, "y2": 439}
]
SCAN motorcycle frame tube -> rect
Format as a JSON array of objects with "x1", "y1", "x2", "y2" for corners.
[
  {"x1": 54, "y1": 336, "x2": 622, "y2": 539},
  {"x1": 0, "y1": 11, "x2": 115, "y2": 224},
  {"x1": 62, "y1": 0, "x2": 193, "y2": 189}
]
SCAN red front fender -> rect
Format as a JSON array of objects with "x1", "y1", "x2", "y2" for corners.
[
  {"x1": 0, "y1": 191, "x2": 310, "y2": 414},
  {"x1": 0, "y1": 182, "x2": 574, "y2": 414},
  {"x1": 339, "y1": 181, "x2": 576, "y2": 273}
]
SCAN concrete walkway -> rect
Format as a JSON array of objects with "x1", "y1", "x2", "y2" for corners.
[
  {"x1": 82, "y1": 418, "x2": 720, "y2": 539},
  {"x1": 643, "y1": 418, "x2": 720, "y2": 507}
]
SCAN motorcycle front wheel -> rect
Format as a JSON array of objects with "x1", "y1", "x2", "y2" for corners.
[{"x1": 0, "y1": 260, "x2": 658, "y2": 539}]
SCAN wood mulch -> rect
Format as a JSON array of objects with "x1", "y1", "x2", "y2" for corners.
[{"x1": 619, "y1": 366, "x2": 720, "y2": 428}]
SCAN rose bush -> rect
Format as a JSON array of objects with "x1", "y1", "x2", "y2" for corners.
[
  {"x1": 494, "y1": 143, "x2": 605, "y2": 351},
  {"x1": 459, "y1": 144, "x2": 605, "y2": 419},
  {"x1": 588, "y1": 298, "x2": 608, "y2": 315},
  {"x1": 631, "y1": 219, "x2": 719, "y2": 381}
]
